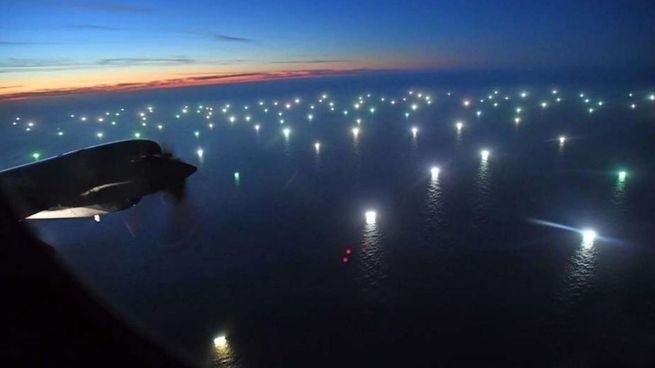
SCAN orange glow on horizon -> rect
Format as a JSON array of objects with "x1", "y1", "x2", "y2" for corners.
[
  {"x1": 0, "y1": 56, "x2": 447, "y2": 101},
  {"x1": 0, "y1": 68, "x2": 371, "y2": 101}
]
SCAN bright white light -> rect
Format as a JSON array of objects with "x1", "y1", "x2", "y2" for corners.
[
  {"x1": 476, "y1": 110, "x2": 482, "y2": 117},
  {"x1": 196, "y1": 148, "x2": 204, "y2": 159},
  {"x1": 254, "y1": 124, "x2": 260, "y2": 131},
  {"x1": 307, "y1": 114, "x2": 313, "y2": 121},
  {"x1": 581, "y1": 229, "x2": 597, "y2": 248},
  {"x1": 282, "y1": 127, "x2": 291, "y2": 138},
  {"x1": 57, "y1": 131, "x2": 64, "y2": 136},
  {"x1": 430, "y1": 166, "x2": 440, "y2": 179},
  {"x1": 213, "y1": 335, "x2": 227, "y2": 348},
  {"x1": 514, "y1": 117, "x2": 521, "y2": 124},
  {"x1": 559, "y1": 136, "x2": 566, "y2": 144},
  {"x1": 314, "y1": 141, "x2": 321, "y2": 152},
  {"x1": 618, "y1": 171, "x2": 627, "y2": 182},
  {"x1": 411, "y1": 104, "x2": 418, "y2": 111},
  {"x1": 455, "y1": 122, "x2": 464, "y2": 131},
  {"x1": 229, "y1": 116, "x2": 236, "y2": 123},
  {"x1": 480, "y1": 149, "x2": 490, "y2": 161},
  {"x1": 649, "y1": 94, "x2": 655, "y2": 101},
  {"x1": 352, "y1": 127, "x2": 360, "y2": 137},
  {"x1": 194, "y1": 131, "x2": 200, "y2": 138},
  {"x1": 541, "y1": 102, "x2": 548, "y2": 108},
  {"x1": 411, "y1": 126, "x2": 418, "y2": 137},
  {"x1": 463, "y1": 99, "x2": 470, "y2": 107},
  {"x1": 96, "y1": 132, "x2": 104, "y2": 139},
  {"x1": 520, "y1": 91, "x2": 527, "y2": 98},
  {"x1": 365, "y1": 210, "x2": 377, "y2": 225}
]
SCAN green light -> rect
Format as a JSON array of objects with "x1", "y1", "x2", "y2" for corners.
[
  {"x1": 618, "y1": 171, "x2": 627, "y2": 182},
  {"x1": 134, "y1": 132, "x2": 141, "y2": 139},
  {"x1": 32, "y1": 152, "x2": 40, "y2": 160},
  {"x1": 233, "y1": 172, "x2": 240, "y2": 185}
]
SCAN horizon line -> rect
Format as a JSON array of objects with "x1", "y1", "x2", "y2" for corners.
[{"x1": 0, "y1": 68, "x2": 392, "y2": 102}]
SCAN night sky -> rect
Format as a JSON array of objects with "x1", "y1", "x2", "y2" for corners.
[{"x1": 2, "y1": 0, "x2": 654, "y2": 99}]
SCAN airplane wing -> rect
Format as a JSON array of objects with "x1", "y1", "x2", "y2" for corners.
[{"x1": 0, "y1": 140, "x2": 168, "y2": 220}]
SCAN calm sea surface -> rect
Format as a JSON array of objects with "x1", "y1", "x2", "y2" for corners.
[{"x1": 2, "y1": 73, "x2": 655, "y2": 367}]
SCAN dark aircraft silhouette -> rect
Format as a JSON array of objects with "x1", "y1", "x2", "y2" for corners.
[{"x1": 0, "y1": 139, "x2": 196, "y2": 222}]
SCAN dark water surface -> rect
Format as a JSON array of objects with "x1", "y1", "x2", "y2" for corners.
[{"x1": 2, "y1": 73, "x2": 655, "y2": 367}]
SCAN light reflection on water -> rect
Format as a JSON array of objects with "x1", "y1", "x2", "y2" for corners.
[
  {"x1": 559, "y1": 241, "x2": 598, "y2": 307},
  {"x1": 424, "y1": 176, "x2": 444, "y2": 234},
  {"x1": 472, "y1": 158, "x2": 491, "y2": 228},
  {"x1": 455, "y1": 130, "x2": 463, "y2": 149},
  {"x1": 357, "y1": 222, "x2": 386, "y2": 301},
  {"x1": 612, "y1": 178, "x2": 626, "y2": 216},
  {"x1": 212, "y1": 339, "x2": 238, "y2": 368}
]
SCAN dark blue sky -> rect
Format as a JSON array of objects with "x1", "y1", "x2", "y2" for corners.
[{"x1": 2, "y1": 0, "x2": 654, "y2": 97}]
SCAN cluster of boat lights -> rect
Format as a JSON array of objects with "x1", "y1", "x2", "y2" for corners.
[
  {"x1": 9, "y1": 88, "x2": 648, "y2": 355},
  {"x1": 8, "y1": 88, "x2": 648, "y2": 253}
]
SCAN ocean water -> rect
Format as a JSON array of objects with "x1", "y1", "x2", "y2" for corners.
[{"x1": 2, "y1": 73, "x2": 655, "y2": 367}]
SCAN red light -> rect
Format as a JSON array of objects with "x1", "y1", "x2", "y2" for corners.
[
  {"x1": 345, "y1": 248, "x2": 352, "y2": 255},
  {"x1": 342, "y1": 257, "x2": 349, "y2": 263}
]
